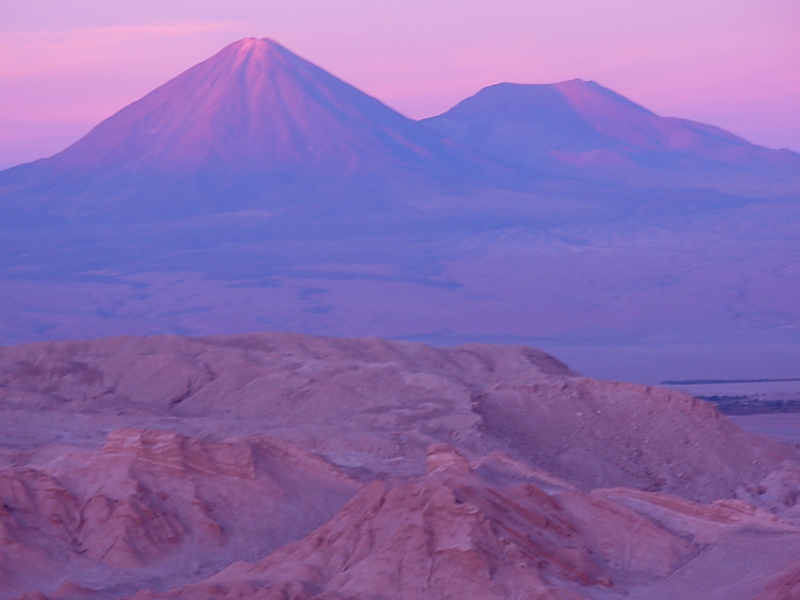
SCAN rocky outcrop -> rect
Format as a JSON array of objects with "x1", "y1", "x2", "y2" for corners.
[
  {"x1": 0, "y1": 429, "x2": 359, "y2": 598},
  {"x1": 0, "y1": 333, "x2": 794, "y2": 502},
  {"x1": 128, "y1": 446, "x2": 800, "y2": 600},
  {"x1": 0, "y1": 332, "x2": 798, "y2": 599}
]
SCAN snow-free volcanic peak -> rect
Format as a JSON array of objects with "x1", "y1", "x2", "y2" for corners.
[
  {"x1": 46, "y1": 36, "x2": 462, "y2": 174},
  {"x1": 0, "y1": 37, "x2": 491, "y2": 224}
]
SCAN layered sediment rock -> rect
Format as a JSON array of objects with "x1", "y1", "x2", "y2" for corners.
[{"x1": 0, "y1": 332, "x2": 798, "y2": 599}]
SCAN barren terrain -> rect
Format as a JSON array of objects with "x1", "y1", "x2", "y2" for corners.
[{"x1": 0, "y1": 332, "x2": 798, "y2": 599}]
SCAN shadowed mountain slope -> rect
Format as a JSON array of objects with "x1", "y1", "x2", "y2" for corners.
[{"x1": 423, "y1": 80, "x2": 800, "y2": 196}]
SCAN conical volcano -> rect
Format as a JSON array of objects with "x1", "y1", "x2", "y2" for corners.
[
  {"x1": 52, "y1": 38, "x2": 474, "y2": 175},
  {"x1": 0, "y1": 38, "x2": 496, "y2": 225}
]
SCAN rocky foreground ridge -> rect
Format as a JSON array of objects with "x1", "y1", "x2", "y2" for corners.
[{"x1": 0, "y1": 332, "x2": 799, "y2": 599}]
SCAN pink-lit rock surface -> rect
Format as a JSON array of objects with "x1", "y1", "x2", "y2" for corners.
[
  {"x1": 0, "y1": 427, "x2": 359, "y2": 598},
  {"x1": 0, "y1": 332, "x2": 798, "y2": 599}
]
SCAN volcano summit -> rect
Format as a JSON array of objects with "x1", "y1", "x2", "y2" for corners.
[{"x1": 0, "y1": 38, "x2": 507, "y2": 225}]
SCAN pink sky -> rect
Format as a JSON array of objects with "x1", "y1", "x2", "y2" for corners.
[{"x1": 2, "y1": 0, "x2": 799, "y2": 169}]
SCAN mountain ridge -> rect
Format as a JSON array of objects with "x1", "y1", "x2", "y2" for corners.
[
  {"x1": 0, "y1": 37, "x2": 515, "y2": 225},
  {"x1": 423, "y1": 79, "x2": 800, "y2": 195},
  {"x1": 3, "y1": 38, "x2": 796, "y2": 228}
]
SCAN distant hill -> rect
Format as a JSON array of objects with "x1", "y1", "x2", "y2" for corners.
[{"x1": 423, "y1": 80, "x2": 800, "y2": 197}]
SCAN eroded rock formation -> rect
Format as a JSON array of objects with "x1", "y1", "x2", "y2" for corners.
[{"x1": 0, "y1": 332, "x2": 798, "y2": 599}]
